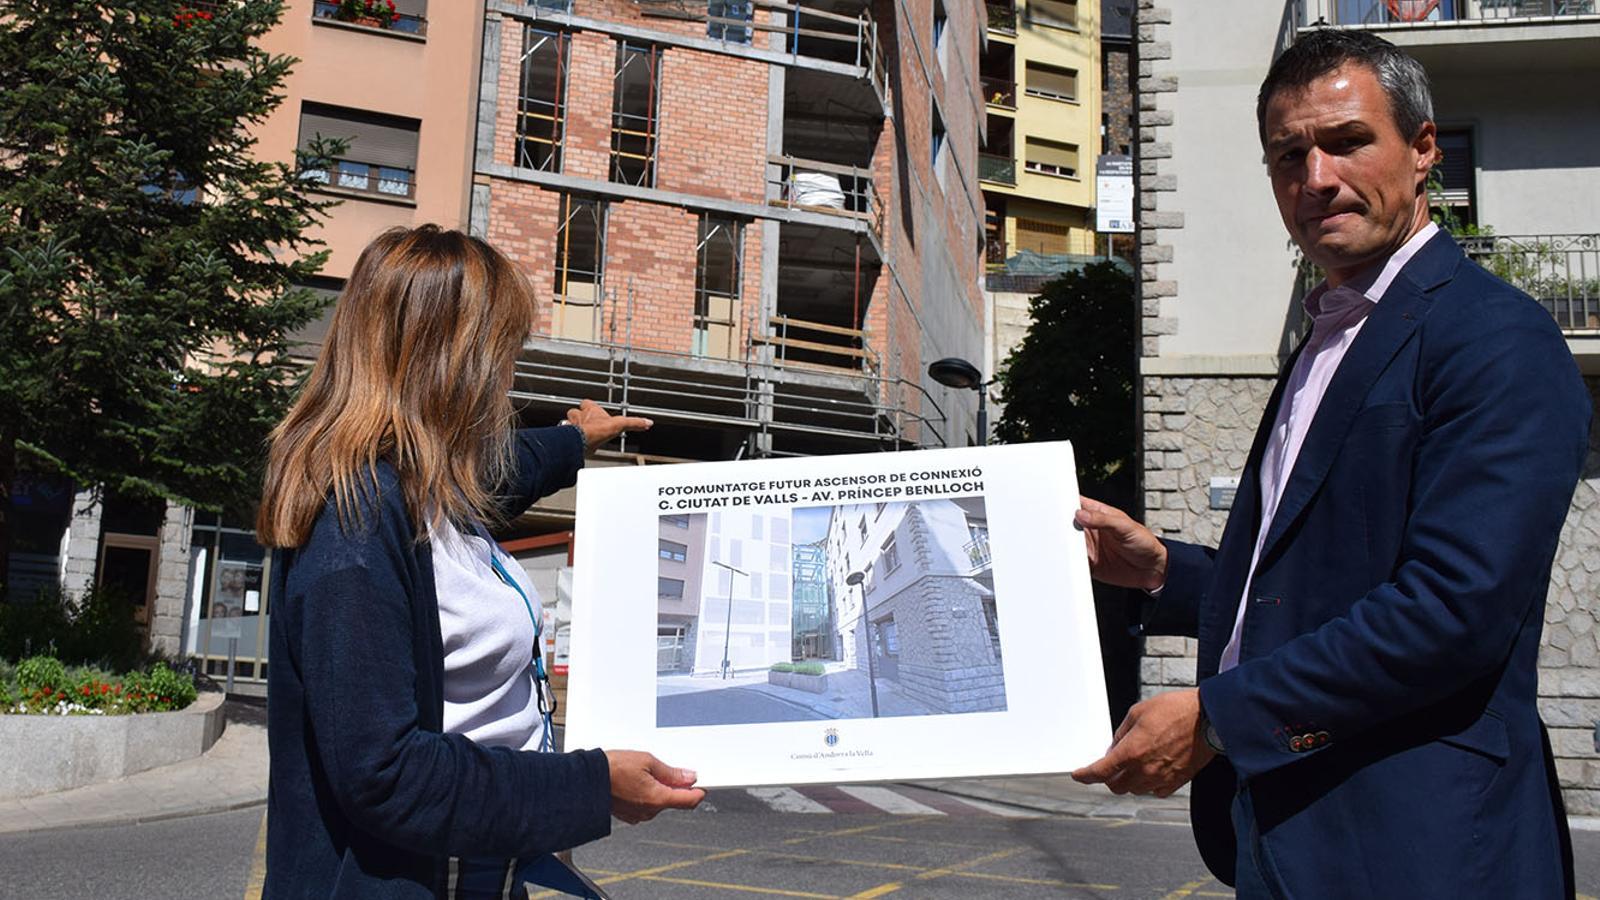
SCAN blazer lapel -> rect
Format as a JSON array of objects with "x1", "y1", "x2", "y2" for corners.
[{"x1": 1255, "y1": 233, "x2": 1462, "y2": 563}]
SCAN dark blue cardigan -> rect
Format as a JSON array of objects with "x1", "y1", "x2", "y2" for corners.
[{"x1": 265, "y1": 427, "x2": 611, "y2": 899}]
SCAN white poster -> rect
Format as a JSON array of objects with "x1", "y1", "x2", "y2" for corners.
[
  {"x1": 565, "y1": 443, "x2": 1109, "y2": 788},
  {"x1": 1096, "y1": 154, "x2": 1135, "y2": 234}
]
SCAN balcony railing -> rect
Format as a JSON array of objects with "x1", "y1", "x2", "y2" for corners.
[
  {"x1": 767, "y1": 155, "x2": 882, "y2": 241},
  {"x1": 981, "y1": 76, "x2": 1017, "y2": 109},
  {"x1": 1459, "y1": 233, "x2": 1600, "y2": 332},
  {"x1": 1297, "y1": 0, "x2": 1596, "y2": 28},
  {"x1": 986, "y1": 2, "x2": 1018, "y2": 33},
  {"x1": 966, "y1": 532, "x2": 992, "y2": 570},
  {"x1": 301, "y1": 159, "x2": 416, "y2": 200},
  {"x1": 979, "y1": 152, "x2": 1017, "y2": 186},
  {"x1": 754, "y1": 315, "x2": 881, "y2": 375},
  {"x1": 312, "y1": 1, "x2": 428, "y2": 36}
]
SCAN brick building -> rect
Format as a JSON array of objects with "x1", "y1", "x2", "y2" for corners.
[{"x1": 472, "y1": 0, "x2": 988, "y2": 464}]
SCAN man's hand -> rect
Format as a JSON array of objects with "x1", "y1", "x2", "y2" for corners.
[
  {"x1": 604, "y1": 750, "x2": 705, "y2": 824},
  {"x1": 1071, "y1": 689, "x2": 1215, "y2": 797},
  {"x1": 1074, "y1": 497, "x2": 1168, "y2": 592},
  {"x1": 566, "y1": 399, "x2": 653, "y2": 450}
]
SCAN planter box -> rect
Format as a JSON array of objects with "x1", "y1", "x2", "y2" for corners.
[
  {"x1": 767, "y1": 671, "x2": 830, "y2": 694},
  {"x1": 0, "y1": 689, "x2": 226, "y2": 799}
]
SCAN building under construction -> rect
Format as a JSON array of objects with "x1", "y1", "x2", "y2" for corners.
[{"x1": 471, "y1": 0, "x2": 988, "y2": 466}]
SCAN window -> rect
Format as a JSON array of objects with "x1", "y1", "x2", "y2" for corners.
[
  {"x1": 707, "y1": 1, "x2": 753, "y2": 43},
  {"x1": 663, "y1": 513, "x2": 689, "y2": 528},
  {"x1": 552, "y1": 194, "x2": 606, "y2": 341},
  {"x1": 930, "y1": 104, "x2": 948, "y2": 177},
  {"x1": 1024, "y1": 137, "x2": 1079, "y2": 178},
  {"x1": 693, "y1": 216, "x2": 744, "y2": 359},
  {"x1": 1433, "y1": 128, "x2": 1476, "y2": 228},
  {"x1": 658, "y1": 539, "x2": 687, "y2": 562},
  {"x1": 1015, "y1": 217, "x2": 1080, "y2": 256},
  {"x1": 611, "y1": 42, "x2": 662, "y2": 187},
  {"x1": 312, "y1": 0, "x2": 429, "y2": 35},
  {"x1": 858, "y1": 516, "x2": 869, "y2": 545},
  {"x1": 881, "y1": 533, "x2": 900, "y2": 574},
  {"x1": 297, "y1": 103, "x2": 420, "y2": 201},
  {"x1": 1029, "y1": 0, "x2": 1078, "y2": 29},
  {"x1": 517, "y1": 27, "x2": 570, "y2": 172},
  {"x1": 1025, "y1": 61, "x2": 1077, "y2": 102},
  {"x1": 658, "y1": 577, "x2": 685, "y2": 599},
  {"x1": 286, "y1": 276, "x2": 344, "y2": 357},
  {"x1": 932, "y1": 0, "x2": 949, "y2": 68},
  {"x1": 873, "y1": 501, "x2": 886, "y2": 519}
]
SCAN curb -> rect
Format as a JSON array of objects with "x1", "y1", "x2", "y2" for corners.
[
  {"x1": 905, "y1": 779, "x2": 1190, "y2": 824},
  {"x1": 0, "y1": 796, "x2": 266, "y2": 837}
]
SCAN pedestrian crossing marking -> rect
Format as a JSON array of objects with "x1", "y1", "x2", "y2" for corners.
[
  {"x1": 835, "y1": 785, "x2": 946, "y2": 816},
  {"x1": 749, "y1": 786, "x2": 832, "y2": 814}
]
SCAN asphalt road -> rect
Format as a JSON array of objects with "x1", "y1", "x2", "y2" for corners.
[
  {"x1": 658, "y1": 686, "x2": 831, "y2": 727},
  {"x1": 5, "y1": 795, "x2": 1600, "y2": 899}
]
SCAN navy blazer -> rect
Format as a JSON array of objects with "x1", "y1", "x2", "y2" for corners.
[
  {"x1": 1149, "y1": 232, "x2": 1590, "y2": 897},
  {"x1": 265, "y1": 427, "x2": 612, "y2": 900}
]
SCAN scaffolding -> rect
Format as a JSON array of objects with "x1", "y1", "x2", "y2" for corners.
[
  {"x1": 516, "y1": 25, "x2": 569, "y2": 172},
  {"x1": 611, "y1": 41, "x2": 663, "y2": 187},
  {"x1": 514, "y1": 280, "x2": 945, "y2": 457}
]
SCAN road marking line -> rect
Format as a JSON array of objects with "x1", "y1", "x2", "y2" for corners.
[
  {"x1": 243, "y1": 810, "x2": 267, "y2": 900},
  {"x1": 529, "y1": 849, "x2": 751, "y2": 895},
  {"x1": 836, "y1": 785, "x2": 946, "y2": 816},
  {"x1": 749, "y1": 786, "x2": 833, "y2": 814},
  {"x1": 935, "y1": 795, "x2": 1044, "y2": 818},
  {"x1": 1162, "y1": 878, "x2": 1211, "y2": 899},
  {"x1": 847, "y1": 883, "x2": 904, "y2": 898},
  {"x1": 638, "y1": 874, "x2": 841, "y2": 898},
  {"x1": 781, "y1": 820, "x2": 910, "y2": 846},
  {"x1": 912, "y1": 846, "x2": 1023, "y2": 882}
]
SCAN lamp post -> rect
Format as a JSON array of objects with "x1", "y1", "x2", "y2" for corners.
[
  {"x1": 927, "y1": 356, "x2": 992, "y2": 446},
  {"x1": 711, "y1": 560, "x2": 748, "y2": 680},
  {"x1": 846, "y1": 570, "x2": 880, "y2": 718}
]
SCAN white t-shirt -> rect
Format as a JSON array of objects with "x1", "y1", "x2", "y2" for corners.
[{"x1": 430, "y1": 519, "x2": 546, "y2": 751}]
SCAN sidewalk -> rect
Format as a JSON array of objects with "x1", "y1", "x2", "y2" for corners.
[{"x1": 0, "y1": 697, "x2": 268, "y2": 835}]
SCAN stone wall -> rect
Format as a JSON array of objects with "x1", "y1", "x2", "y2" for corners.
[
  {"x1": 1542, "y1": 375, "x2": 1600, "y2": 814},
  {"x1": 1140, "y1": 375, "x2": 1273, "y2": 699},
  {"x1": 59, "y1": 489, "x2": 102, "y2": 606},
  {"x1": 148, "y1": 502, "x2": 193, "y2": 658}
]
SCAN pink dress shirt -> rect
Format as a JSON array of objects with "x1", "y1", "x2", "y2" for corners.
[{"x1": 1218, "y1": 222, "x2": 1440, "y2": 672}]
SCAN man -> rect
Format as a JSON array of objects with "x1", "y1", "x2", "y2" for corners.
[{"x1": 1072, "y1": 30, "x2": 1589, "y2": 898}]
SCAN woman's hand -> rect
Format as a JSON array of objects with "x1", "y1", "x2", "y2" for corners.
[
  {"x1": 604, "y1": 750, "x2": 704, "y2": 824},
  {"x1": 566, "y1": 399, "x2": 652, "y2": 450}
]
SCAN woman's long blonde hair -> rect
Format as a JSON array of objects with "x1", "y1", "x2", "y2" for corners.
[{"x1": 256, "y1": 226, "x2": 535, "y2": 548}]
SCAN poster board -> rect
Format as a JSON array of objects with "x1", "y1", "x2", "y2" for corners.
[{"x1": 565, "y1": 442, "x2": 1109, "y2": 788}]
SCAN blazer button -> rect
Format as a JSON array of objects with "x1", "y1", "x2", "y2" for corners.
[
  {"x1": 1290, "y1": 736, "x2": 1304, "y2": 752},
  {"x1": 1316, "y1": 731, "x2": 1331, "y2": 746}
]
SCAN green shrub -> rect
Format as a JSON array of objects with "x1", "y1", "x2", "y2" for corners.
[
  {"x1": 0, "y1": 586, "x2": 142, "y2": 669},
  {"x1": 16, "y1": 655, "x2": 67, "y2": 693},
  {"x1": 145, "y1": 662, "x2": 198, "y2": 709},
  {"x1": 769, "y1": 662, "x2": 795, "y2": 673},
  {"x1": 793, "y1": 661, "x2": 826, "y2": 676}
]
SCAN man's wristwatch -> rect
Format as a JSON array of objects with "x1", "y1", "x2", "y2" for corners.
[{"x1": 1199, "y1": 710, "x2": 1226, "y2": 755}]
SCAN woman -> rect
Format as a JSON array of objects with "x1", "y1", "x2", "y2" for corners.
[{"x1": 257, "y1": 225, "x2": 702, "y2": 899}]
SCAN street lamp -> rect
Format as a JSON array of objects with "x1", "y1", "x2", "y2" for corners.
[
  {"x1": 711, "y1": 560, "x2": 748, "y2": 680},
  {"x1": 927, "y1": 356, "x2": 992, "y2": 446},
  {"x1": 846, "y1": 570, "x2": 880, "y2": 718}
]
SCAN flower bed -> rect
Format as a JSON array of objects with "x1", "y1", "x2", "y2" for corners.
[{"x1": 1, "y1": 656, "x2": 198, "y2": 716}]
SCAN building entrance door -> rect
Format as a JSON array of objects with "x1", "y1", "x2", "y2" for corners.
[
  {"x1": 99, "y1": 533, "x2": 159, "y2": 645},
  {"x1": 871, "y1": 616, "x2": 898, "y2": 681}
]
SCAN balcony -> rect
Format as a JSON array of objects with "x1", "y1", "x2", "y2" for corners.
[
  {"x1": 986, "y1": 2, "x2": 1018, "y2": 35},
  {"x1": 766, "y1": 156, "x2": 882, "y2": 242},
  {"x1": 1459, "y1": 233, "x2": 1599, "y2": 333},
  {"x1": 979, "y1": 152, "x2": 1017, "y2": 186},
  {"x1": 312, "y1": 0, "x2": 428, "y2": 37},
  {"x1": 300, "y1": 158, "x2": 416, "y2": 202},
  {"x1": 981, "y1": 76, "x2": 1017, "y2": 109},
  {"x1": 1298, "y1": 0, "x2": 1596, "y2": 27}
]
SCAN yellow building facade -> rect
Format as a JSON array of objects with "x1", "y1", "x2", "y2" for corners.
[{"x1": 979, "y1": 0, "x2": 1101, "y2": 266}]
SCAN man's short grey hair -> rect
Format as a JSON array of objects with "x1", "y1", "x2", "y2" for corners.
[{"x1": 1256, "y1": 29, "x2": 1434, "y2": 146}]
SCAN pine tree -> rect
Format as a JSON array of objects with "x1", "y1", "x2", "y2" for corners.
[{"x1": 0, "y1": 1, "x2": 339, "y2": 597}]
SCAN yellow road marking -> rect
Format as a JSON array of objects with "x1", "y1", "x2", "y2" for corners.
[
  {"x1": 243, "y1": 811, "x2": 267, "y2": 900},
  {"x1": 846, "y1": 884, "x2": 903, "y2": 898},
  {"x1": 912, "y1": 846, "x2": 1023, "y2": 882},
  {"x1": 637, "y1": 874, "x2": 842, "y2": 897},
  {"x1": 1162, "y1": 878, "x2": 1212, "y2": 899},
  {"x1": 528, "y1": 849, "x2": 749, "y2": 898},
  {"x1": 781, "y1": 820, "x2": 918, "y2": 846}
]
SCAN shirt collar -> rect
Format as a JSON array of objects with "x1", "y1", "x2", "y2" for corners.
[{"x1": 1304, "y1": 221, "x2": 1440, "y2": 320}]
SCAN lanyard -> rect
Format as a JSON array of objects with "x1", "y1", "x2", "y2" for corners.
[{"x1": 487, "y1": 549, "x2": 557, "y2": 753}]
